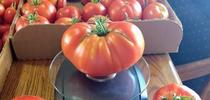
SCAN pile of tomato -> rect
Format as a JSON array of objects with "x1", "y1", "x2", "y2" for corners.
[
  {"x1": 15, "y1": 0, "x2": 169, "y2": 31},
  {"x1": 0, "y1": 0, "x2": 19, "y2": 52}
]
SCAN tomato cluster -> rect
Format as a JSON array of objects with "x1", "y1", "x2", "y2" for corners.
[
  {"x1": 81, "y1": 0, "x2": 169, "y2": 21},
  {"x1": 15, "y1": 0, "x2": 169, "y2": 33},
  {"x1": 16, "y1": 0, "x2": 82, "y2": 32},
  {"x1": 0, "y1": 0, "x2": 19, "y2": 52}
]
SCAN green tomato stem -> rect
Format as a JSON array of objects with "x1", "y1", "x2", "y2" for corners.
[
  {"x1": 33, "y1": 0, "x2": 40, "y2": 6},
  {"x1": 71, "y1": 17, "x2": 79, "y2": 24},
  {"x1": 91, "y1": 0, "x2": 100, "y2": 3},
  {"x1": 94, "y1": 17, "x2": 108, "y2": 36},
  {"x1": 27, "y1": 12, "x2": 37, "y2": 24}
]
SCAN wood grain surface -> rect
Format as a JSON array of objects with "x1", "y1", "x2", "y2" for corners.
[{"x1": 0, "y1": 54, "x2": 182, "y2": 100}]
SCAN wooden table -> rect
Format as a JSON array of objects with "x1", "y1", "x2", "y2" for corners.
[{"x1": 0, "y1": 54, "x2": 182, "y2": 100}]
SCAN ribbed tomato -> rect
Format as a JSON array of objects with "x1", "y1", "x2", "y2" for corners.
[
  {"x1": 82, "y1": 0, "x2": 106, "y2": 21},
  {"x1": 143, "y1": 2, "x2": 169, "y2": 19},
  {"x1": 56, "y1": 6, "x2": 81, "y2": 20},
  {"x1": 21, "y1": 0, "x2": 56, "y2": 22},
  {"x1": 154, "y1": 84, "x2": 201, "y2": 100},
  {"x1": 16, "y1": 13, "x2": 49, "y2": 32},
  {"x1": 55, "y1": 17, "x2": 79, "y2": 25},
  {"x1": 100, "y1": 0, "x2": 113, "y2": 8},
  {"x1": 108, "y1": 0, "x2": 142, "y2": 21},
  {"x1": 61, "y1": 19, "x2": 145, "y2": 76}
]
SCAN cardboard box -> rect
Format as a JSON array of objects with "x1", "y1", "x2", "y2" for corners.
[{"x1": 11, "y1": 0, "x2": 183, "y2": 60}]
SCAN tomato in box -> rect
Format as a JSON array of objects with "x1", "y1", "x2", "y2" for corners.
[
  {"x1": 108, "y1": 0, "x2": 142, "y2": 21},
  {"x1": 82, "y1": 0, "x2": 106, "y2": 21},
  {"x1": 4, "y1": 3, "x2": 16, "y2": 24},
  {"x1": 143, "y1": 2, "x2": 169, "y2": 19},
  {"x1": 21, "y1": 0, "x2": 56, "y2": 23},
  {"x1": 56, "y1": 6, "x2": 81, "y2": 20},
  {"x1": 16, "y1": 13, "x2": 49, "y2": 32}
]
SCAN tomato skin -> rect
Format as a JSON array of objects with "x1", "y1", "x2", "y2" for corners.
[
  {"x1": 16, "y1": 14, "x2": 49, "y2": 32},
  {"x1": 87, "y1": 15, "x2": 110, "y2": 23},
  {"x1": 55, "y1": 17, "x2": 77, "y2": 25},
  {"x1": 4, "y1": 5, "x2": 16, "y2": 24},
  {"x1": 153, "y1": 84, "x2": 201, "y2": 100},
  {"x1": 81, "y1": 0, "x2": 90, "y2": 5},
  {"x1": 100, "y1": 0, "x2": 113, "y2": 8},
  {"x1": 82, "y1": 2, "x2": 106, "y2": 21},
  {"x1": 0, "y1": 4, "x2": 5, "y2": 17},
  {"x1": 143, "y1": 2, "x2": 169, "y2": 20},
  {"x1": 12, "y1": 96, "x2": 45, "y2": 100},
  {"x1": 57, "y1": 0, "x2": 67, "y2": 9},
  {"x1": 0, "y1": 24, "x2": 10, "y2": 33},
  {"x1": 2, "y1": 31, "x2": 9, "y2": 44},
  {"x1": 61, "y1": 22, "x2": 144, "y2": 76},
  {"x1": 56, "y1": 6, "x2": 81, "y2": 20},
  {"x1": 21, "y1": 0, "x2": 56, "y2": 23},
  {"x1": 47, "y1": 0, "x2": 57, "y2": 5},
  {"x1": 108, "y1": 0, "x2": 142, "y2": 21},
  {"x1": 0, "y1": 0, "x2": 19, "y2": 8}
]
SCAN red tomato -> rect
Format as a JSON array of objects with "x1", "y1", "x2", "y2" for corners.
[
  {"x1": 16, "y1": 14, "x2": 49, "y2": 32},
  {"x1": 147, "y1": 0, "x2": 157, "y2": 4},
  {"x1": 108, "y1": 0, "x2": 142, "y2": 21},
  {"x1": 2, "y1": 31, "x2": 9, "y2": 44},
  {"x1": 0, "y1": 4, "x2": 5, "y2": 17},
  {"x1": 61, "y1": 21, "x2": 145, "y2": 76},
  {"x1": 21, "y1": 0, "x2": 56, "y2": 22},
  {"x1": 0, "y1": 17, "x2": 3, "y2": 24},
  {"x1": 143, "y1": 2, "x2": 169, "y2": 20},
  {"x1": 0, "y1": 24, "x2": 10, "y2": 33},
  {"x1": 82, "y1": 1, "x2": 106, "y2": 21},
  {"x1": 12, "y1": 96, "x2": 45, "y2": 100},
  {"x1": 56, "y1": 6, "x2": 81, "y2": 20},
  {"x1": 81, "y1": 0, "x2": 90, "y2": 5},
  {"x1": 0, "y1": 0, "x2": 19, "y2": 8},
  {"x1": 0, "y1": 39, "x2": 3, "y2": 52},
  {"x1": 137, "y1": 0, "x2": 158, "y2": 8},
  {"x1": 4, "y1": 4, "x2": 16, "y2": 24},
  {"x1": 154, "y1": 83, "x2": 201, "y2": 100},
  {"x1": 87, "y1": 15, "x2": 110, "y2": 23},
  {"x1": 100, "y1": 0, "x2": 113, "y2": 8},
  {"x1": 47, "y1": 0, "x2": 57, "y2": 5},
  {"x1": 57, "y1": 0, "x2": 67, "y2": 9},
  {"x1": 55, "y1": 17, "x2": 79, "y2": 25}
]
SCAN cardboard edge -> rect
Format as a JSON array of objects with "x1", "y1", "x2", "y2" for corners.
[
  {"x1": 0, "y1": 40, "x2": 13, "y2": 93},
  {"x1": 12, "y1": 24, "x2": 70, "y2": 60}
]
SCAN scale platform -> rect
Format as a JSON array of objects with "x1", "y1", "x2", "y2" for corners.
[{"x1": 49, "y1": 52, "x2": 150, "y2": 100}]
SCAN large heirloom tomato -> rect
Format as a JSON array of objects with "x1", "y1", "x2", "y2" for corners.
[
  {"x1": 154, "y1": 84, "x2": 201, "y2": 100},
  {"x1": 61, "y1": 18, "x2": 145, "y2": 76},
  {"x1": 21, "y1": 0, "x2": 56, "y2": 22},
  {"x1": 16, "y1": 13, "x2": 49, "y2": 32},
  {"x1": 108, "y1": 0, "x2": 142, "y2": 21}
]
